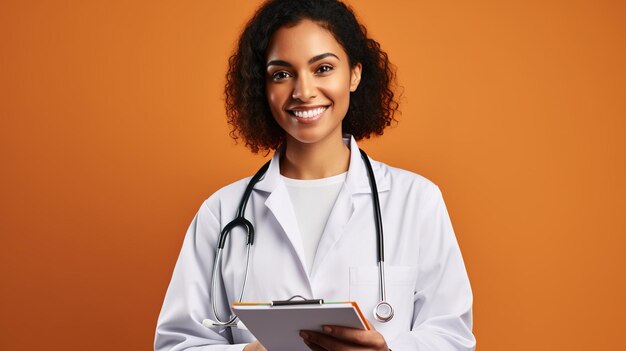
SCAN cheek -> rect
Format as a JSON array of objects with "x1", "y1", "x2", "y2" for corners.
[
  {"x1": 266, "y1": 88, "x2": 278, "y2": 108},
  {"x1": 266, "y1": 85, "x2": 290, "y2": 114},
  {"x1": 325, "y1": 77, "x2": 352, "y2": 107}
]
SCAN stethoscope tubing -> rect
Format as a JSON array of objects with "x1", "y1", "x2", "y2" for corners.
[
  {"x1": 211, "y1": 245, "x2": 252, "y2": 326},
  {"x1": 358, "y1": 149, "x2": 388, "y2": 305},
  {"x1": 209, "y1": 149, "x2": 393, "y2": 326},
  {"x1": 210, "y1": 162, "x2": 270, "y2": 326}
]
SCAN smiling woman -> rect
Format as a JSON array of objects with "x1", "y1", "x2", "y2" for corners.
[
  {"x1": 265, "y1": 20, "x2": 362, "y2": 178},
  {"x1": 154, "y1": 0, "x2": 475, "y2": 350},
  {"x1": 223, "y1": 0, "x2": 397, "y2": 155}
]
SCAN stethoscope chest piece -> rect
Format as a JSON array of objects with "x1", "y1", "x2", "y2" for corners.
[{"x1": 374, "y1": 301, "x2": 394, "y2": 322}]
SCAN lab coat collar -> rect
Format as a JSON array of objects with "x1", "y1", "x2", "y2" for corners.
[
  {"x1": 254, "y1": 135, "x2": 391, "y2": 282},
  {"x1": 253, "y1": 135, "x2": 391, "y2": 195}
]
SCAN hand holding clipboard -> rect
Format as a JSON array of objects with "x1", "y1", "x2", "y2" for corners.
[{"x1": 233, "y1": 296, "x2": 372, "y2": 351}]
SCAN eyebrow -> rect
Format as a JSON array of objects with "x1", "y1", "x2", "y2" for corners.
[{"x1": 266, "y1": 52, "x2": 340, "y2": 68}]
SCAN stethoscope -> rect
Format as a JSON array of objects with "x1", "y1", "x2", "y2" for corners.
[{"x1": 204, "y1": 149, "x2": 394, "y2": 328}]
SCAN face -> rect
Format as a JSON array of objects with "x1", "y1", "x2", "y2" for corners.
[{"x1": 265, "y1": 19, "x2": 362, "y2": 147}]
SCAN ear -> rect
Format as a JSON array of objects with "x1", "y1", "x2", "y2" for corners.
[{"x1": 349, "y1": 63, "x2": 362, "y2": 92}]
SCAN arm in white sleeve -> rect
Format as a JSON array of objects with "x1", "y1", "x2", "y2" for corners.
[
  {"x1": 388, "y1": 186, "x2": 476, "y2": 351},
  {"x1": 154, "y1": 200, "x2": 248, "y2": 351}
]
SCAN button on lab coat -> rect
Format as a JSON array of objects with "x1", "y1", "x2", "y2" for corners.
[{"x1": 155, "y1": 136, "x2": 476, "y2": 350}]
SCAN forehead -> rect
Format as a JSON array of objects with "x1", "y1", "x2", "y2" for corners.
[{"x1": 266, "y1": 19, "x2": 348, "y2": 62}]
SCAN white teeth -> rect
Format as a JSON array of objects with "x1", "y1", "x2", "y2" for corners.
[{"x1": 292, "y1": 107, "x2": 326, "y2": 118}]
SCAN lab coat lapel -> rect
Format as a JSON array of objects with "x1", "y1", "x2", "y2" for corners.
[
  {"x1": 311, "y1": 136, "x2": 381, "y2": 277},
  {"x1": 264, "y1": 184, "x2": 309, "y2": 274},
  {"x1": 255, "y1": 149, "x2": 310, "y2": 282}
]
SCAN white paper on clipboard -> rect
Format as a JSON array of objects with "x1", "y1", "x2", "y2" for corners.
[{"x1": 232, "y1": 301, "x2": 368, "y2": 351}]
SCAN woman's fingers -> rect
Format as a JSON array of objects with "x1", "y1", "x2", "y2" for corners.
[
  {"x1": 325, "y1": 325, "x2": 387, "y2": 348},
  {"x1": 301, "y1": 331, "x2": 344, "y2": 351},
  {"x1": 301, "y1": 326, "x2": 388, "y2": 351},
  {"x1": 303, "y1": 339, "x2": 327, "y2": 351},
  {"x1": 244, "y1": 340, "x2": 268, "y2": 351}
]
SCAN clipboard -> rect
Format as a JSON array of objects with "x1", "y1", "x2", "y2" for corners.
[{"x1": 233, "y1": 296, "x2": 369, "y2": 351}]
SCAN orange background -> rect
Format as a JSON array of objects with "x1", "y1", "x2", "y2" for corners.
[{"x1": 1, "y1": 0, "x2": 625, "y2": 350}]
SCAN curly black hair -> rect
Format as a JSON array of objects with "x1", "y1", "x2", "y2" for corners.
[{"x1": 225, "y1": 0, "x2": 400, "y2": 153}]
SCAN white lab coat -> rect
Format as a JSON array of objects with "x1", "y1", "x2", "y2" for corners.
[{"x1": 155, "y1": 136, "x2": 475, "y2": 351}]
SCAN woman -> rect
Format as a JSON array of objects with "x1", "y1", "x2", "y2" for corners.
[{"x1": 155, "y1": 0, "x2": 475, "y2": 350}]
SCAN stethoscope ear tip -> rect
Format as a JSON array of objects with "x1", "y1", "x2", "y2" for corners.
[
  {"x1": 202, "y1": 319, "x2": 216, "y2": 328},
  {"x1": 202, "y1": 318, "x2": 247, "y2": 330}
]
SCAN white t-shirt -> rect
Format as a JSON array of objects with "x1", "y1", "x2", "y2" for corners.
[{"x1": 281, "y1": 172, "x2": 347, "y2": 275}]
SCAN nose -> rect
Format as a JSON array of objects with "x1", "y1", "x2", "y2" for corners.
[{"x1": 291, "y1": 74, "x2": 316, "y2": 101}]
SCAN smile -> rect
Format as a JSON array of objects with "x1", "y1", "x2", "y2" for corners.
[{"x1": 289, "y1": 106, "x2": 328, "y2": 119}]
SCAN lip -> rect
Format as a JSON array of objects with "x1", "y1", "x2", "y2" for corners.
[{"x1": 287, "y1": 104, "x2": 330, "y2": 111}]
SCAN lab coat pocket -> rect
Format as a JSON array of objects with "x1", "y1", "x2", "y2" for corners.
[{"x1": 349, "y1": 266, "x2": 417, "y2": 338}]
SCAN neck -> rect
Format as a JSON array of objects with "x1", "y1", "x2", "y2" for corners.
[{"x1": 280, "y1": 135, "x2": 350, "y2": 180}]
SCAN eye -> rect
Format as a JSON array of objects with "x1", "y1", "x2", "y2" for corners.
[
  {"x1": 316, "y1": 65, "x2": 334, "y2": 74},
  {"x1": 271, "y1": 71, "x2": 291, "y2": 81}
]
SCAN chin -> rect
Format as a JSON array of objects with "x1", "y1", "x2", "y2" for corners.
[
  {"x1": 287, "y1": 133, "x2": 324, "y2": 145},
  {"x1": 286, "y1": 127, "x2": 343, "y2": 146}
]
